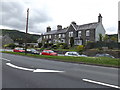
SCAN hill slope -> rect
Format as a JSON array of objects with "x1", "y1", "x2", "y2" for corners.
[{"x1": 0, "y1": 29, "x2": 40, "y2": 43}]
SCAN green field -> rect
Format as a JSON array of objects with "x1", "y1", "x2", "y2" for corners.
[{"x1": 2, "y1": 51, "x2": 120, "y2": 67}]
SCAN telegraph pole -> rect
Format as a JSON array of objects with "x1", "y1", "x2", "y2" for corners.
[{"x1": 25, "y1": 8, "x2": 29, "y2": 55}]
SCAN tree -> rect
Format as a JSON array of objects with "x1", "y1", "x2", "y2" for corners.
[
  {"x1": 99, "y1": 34, "x2": 103, "y2": 42},
  {"x1": 110, "y1": 37, "x2": 117, "y2": 42},
  {"x1": 70, "y1": 37, "x2": 74, "y2": 47},
  {"x1": 103, "y1": 34, "x2": 109, "y2": 42},
  {"x1": 76, "y1": 45, "x2": 84, "y2": 52}
]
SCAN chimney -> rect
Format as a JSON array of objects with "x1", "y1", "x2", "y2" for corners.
[
  {"x1": 46, "y1": 26, "x2": 51, "y2": 32},
  {"x1": 98, "y1": 13, "x2": 102, "y2": 23},
  {"x1": 57, "y1": 25, "x2": 62, "y2": 30},
  {"x1": 71, "y1": 21, "x2": 76, "y2": 25}
]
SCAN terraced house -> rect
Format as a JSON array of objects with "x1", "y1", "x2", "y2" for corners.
[{"x1": 38, "y1": 14, "x2": 106, "y2": 45}]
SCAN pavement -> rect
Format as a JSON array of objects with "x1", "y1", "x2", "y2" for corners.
[{"x1": 1, "y1": 53, "x2": 119, "y2": 88}]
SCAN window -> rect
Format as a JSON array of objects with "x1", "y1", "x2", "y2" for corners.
[
  {"x1": 44, "y1": 36, "x2": 45, "y2": 39},
  {"x1": 69, "y1": 32, "x2": 73, "y2": 37},
  {"x1": 54, "y1": 35, "x2": 57, "y2": 38},
  {"x1": 62, "y1": 34, "x2": 65, "y2": 38},
  {"x1": 49, "y1": 35, "x2": 51, "y2": 39},
  {"x1": 86, "y1": 30, "x2": 90, "y2": 36},
  {"x1": 86, "y1": 39, "x2": 89, "y2": 42},
  {"x1": 46, "y1": 35, "x2": 48, "y2": 39},
  {"x1": 48, "y1": 41, "x2": 51, "y2": 43},
  {"x1": 78, "y1": 31, "x2": 82, "y2": 37},
  {"x1": 59, "y1": 34, "x2": 61, "y2": 38}
]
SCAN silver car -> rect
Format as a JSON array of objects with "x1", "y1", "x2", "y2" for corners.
[{"x1": 65, "y1": 52, "x2": 87, "y2": 57}]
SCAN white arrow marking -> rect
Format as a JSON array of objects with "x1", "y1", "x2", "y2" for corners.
[
  {"x1": 33, "y1": 69, "x2": 64, "y2": 73},
  {"x1": 83, "y1": 79, "x2": 120, "y2": 89},
  {"x1": 6, "y1": 63, "x2": 34, "y2": 71},
  {"x1": 1, "y1": 58, "x2": 11, "y2": 62},
  {"x1": 6, "y1": 63, "x2": 64, "y2": 73}
]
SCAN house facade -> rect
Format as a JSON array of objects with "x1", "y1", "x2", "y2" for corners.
[{"x1": 38, "y1": 14, "x2": 106, "y2": 45}]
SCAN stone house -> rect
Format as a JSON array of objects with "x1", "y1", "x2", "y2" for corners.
[{"x1": 38, "y1": 14, "x2": 106, "y2": 45}]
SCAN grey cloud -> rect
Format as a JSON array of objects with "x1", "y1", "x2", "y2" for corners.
[{"x1": 1, "y1": 1, "x2": 52, "y2": 33}]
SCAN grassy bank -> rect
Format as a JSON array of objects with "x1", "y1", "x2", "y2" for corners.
[{"x1": 2, "y1": 51, "x2": 120, "y2": 67}]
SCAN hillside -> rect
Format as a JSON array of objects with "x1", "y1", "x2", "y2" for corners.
[{"x1": 0, "y1": 29, "x2": 40, "y2": 43}]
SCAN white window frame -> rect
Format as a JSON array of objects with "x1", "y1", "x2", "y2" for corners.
[
  {"x1": 78, "y1": 31, "x2": 82, "y2": 37},
  {"x1": 54, "y1": 35, "x2": 57, "y2": 38},
  {"x1": 46, "y1": 35, "x2": 48, "y2": 39},
  {"x1": 49, "y1": 35, "x2": 51, "y2": 39},
  {"x1": 69, "y1": 32, "x2": 73, "y2": 37},
  {"x1": 43, "y1": 36, "x2": 45, "y2": 39},
  {"x1": 86, "y1": 30, "x2": 90, "y2": 36},
  {"x1": 59, "y1": 34, "x2": 61, "y2": 38},
  {"x1": 62, "y1": 34, "x2": 65, "y2": 38}
]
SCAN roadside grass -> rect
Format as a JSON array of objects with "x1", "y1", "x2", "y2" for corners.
[{"x1": 2, "y1": 51, "x2": 120, "y2": 67}]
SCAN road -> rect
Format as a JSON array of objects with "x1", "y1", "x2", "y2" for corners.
[{"x1": 1, "y1": 53, "x2": 119, "y2": 88}]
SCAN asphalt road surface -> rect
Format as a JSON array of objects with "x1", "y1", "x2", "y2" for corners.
[{"x1": 1, "y1": 53, "x2": 119, "y2": 88}]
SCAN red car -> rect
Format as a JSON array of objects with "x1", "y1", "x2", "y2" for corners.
[
  {"x1": 41, "y1": 50, "x2": 58, "y2": 56},
  {"x1": 13, "y1": 48, "x2": 25, "y2": 53}
]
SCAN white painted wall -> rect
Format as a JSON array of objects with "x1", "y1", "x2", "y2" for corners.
[
  {"x1": 95, "y1": 22, "x2": 106, "y2": 41},
  {"x1": 37, "y1": 37, "x2": 42, "y2": 43}
]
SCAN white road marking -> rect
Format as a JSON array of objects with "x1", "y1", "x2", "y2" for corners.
[
  {"x1": 33, "y1": 69, "x2": 64, "y2": 73},
  {"x1": 1, "y1": 58, "x2": 11, "y2": 62},
  {"x1": 6, "y1": 63, "x2": 64, "y2": 73},
  {"x1": 83, "y1": 79, "x2": 120, "y2": 89},
  {"x1": 6, "y1": 63, "x2": 34, "y2": 71}
]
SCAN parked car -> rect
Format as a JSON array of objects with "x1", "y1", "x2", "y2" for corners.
[
  {"x1": 13, "y1": 48, "x2": 25, "y2": 53},
  {"x1": 95, "y1": 53, "x2": 115, "y2": 58},
  {"x1": 27, "y1": 49, "x2": 40, "y2": 55},
  {"x1": 65, "y1": 52, "x2": 87, "y2": 57},
  {"x1": 41, "y1": 50, "x2": 58, "y2": 56}
]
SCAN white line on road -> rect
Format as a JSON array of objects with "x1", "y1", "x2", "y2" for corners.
[
  {"x1": 33, "y1": 69, "x2": 64, "y2": 73},
  {"x1": 83, "y1": 79, "x2": 120, "y2": 89},
  {"x1": 6, "y1": 63, "x2": 34, "y2": 71},
  {"x1": 0, "y1": 58, "x2": 11, "y2": 62},
  {"x1": 6, "y1": 63, "x2": 64, "y2": 73}
]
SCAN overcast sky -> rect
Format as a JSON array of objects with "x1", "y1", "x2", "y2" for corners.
[{"x1": 0, "y1": 0, "x2": 119, "y2": 35}]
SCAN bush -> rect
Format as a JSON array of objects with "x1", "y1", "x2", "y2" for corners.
[
  {"x1": 51, "y1": 44, "x2": 57, "y2": 49},
  {"x1": 38, "y1": 43, "x2": 42, "y2": 48},
  {"x1": 43, "y1": 43, "x2": 48, "y2": 48},
  {"x1": 4, "y1": 43, "x2": 16, "y2": 49},
  {"x1": 76, "y1": 45, "x2": 84, "y2": 52},
  {"x1": 48, "y1": 43, "x2": 53, "y2": 47}
]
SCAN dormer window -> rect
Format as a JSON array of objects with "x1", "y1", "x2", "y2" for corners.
[{"x1": 86, "y1": 30, "x2": 90, "y2": 36}]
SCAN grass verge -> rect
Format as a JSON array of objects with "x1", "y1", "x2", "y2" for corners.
[{"x1": 2, "y1": 51, "x2": 120, "y2": 68}]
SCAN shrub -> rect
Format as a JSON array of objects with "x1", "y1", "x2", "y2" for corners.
[
  {"x1": 76, "y1": 45, "x2": 84, "y2": 52},
  {"x1": 48, "y1": 43, "x2": 53, "y2": 46},
  {"x1": 38, "y1": 43, "x2": 42, "y2": 48},
  {"x1": 4, "y1": 43, "x2": 16, "y2": 49},
  {"x1": 51, "y1": 44, "x2": 57, "y2": 49},
  {"x1": 43, "y1": 43, "x2": 48, "y2": 48}
]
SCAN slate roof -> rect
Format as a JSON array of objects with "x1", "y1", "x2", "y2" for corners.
[
  {"x1": 77, "y1": 22, "x2": 99, "y2": 30},
  {"x1": 43, "y1": 28, "x2": 68, "y2": 35},
  {"x1": 43, "y1": 22, "x2": 99, "y2": 35}
]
